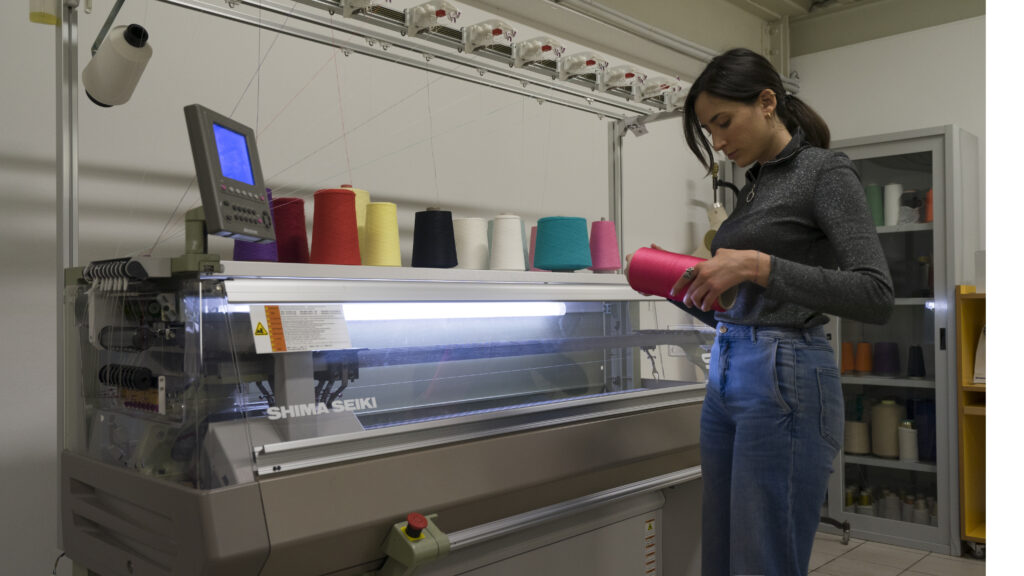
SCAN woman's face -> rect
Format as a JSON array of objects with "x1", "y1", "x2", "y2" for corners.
[{"x1": 694, "y1": 90, "x2": 778, "y2": 167}]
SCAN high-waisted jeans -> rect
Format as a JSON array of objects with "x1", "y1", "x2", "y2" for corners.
[{"x1": 701, "y1": 322, "x2": 843, "y2": 576}]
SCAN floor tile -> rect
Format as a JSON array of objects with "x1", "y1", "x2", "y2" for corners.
[
  {"x1": 905, "y1": 553, "x2": 986, "y2": 576},
  {"x1": 814, "y1": 556, "x2": 904, "y2": 576},
  {"x1": 839, "y1": 540, "x2": 928, "y2": 570},
  {"x1": 809, "y1": 550, "x2": 834, "y2": 570}
]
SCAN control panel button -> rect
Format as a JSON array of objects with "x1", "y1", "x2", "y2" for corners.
[{"x1": 405, "y1": 513, "x2": 428, "y2": 539}]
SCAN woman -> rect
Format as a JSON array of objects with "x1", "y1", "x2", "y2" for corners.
[{"x1": 640, "y1": 48, "x2": 894, "y2": 575}]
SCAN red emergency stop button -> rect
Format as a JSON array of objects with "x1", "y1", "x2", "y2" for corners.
[{"x1": 406, "y1": 513, "x2": 428, "y2": 538}]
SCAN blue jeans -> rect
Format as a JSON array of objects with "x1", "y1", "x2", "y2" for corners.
[{"x1": 701, "y1": 322, "x2": 842, "y2": 576}]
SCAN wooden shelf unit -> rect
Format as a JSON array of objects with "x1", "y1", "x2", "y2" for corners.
[{"x1": 955, "y1": 285, "x2": 986, "y2": 544}]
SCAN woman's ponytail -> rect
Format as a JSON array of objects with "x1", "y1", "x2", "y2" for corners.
[{"x1": 780, "y1": 94, "x2": 830, "y2": 149}]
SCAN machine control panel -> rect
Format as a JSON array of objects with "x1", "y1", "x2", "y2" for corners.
[{"x1": 184, "y1": 103, "x2": 275, "y2": 243}]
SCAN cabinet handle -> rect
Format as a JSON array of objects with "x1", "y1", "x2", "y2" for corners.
[{"x1": 940, "y1": 328, "x2": 946, "y2": 351}]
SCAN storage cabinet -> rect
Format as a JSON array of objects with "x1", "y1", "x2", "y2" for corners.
[
  {"x1": 956, "y1": 285, "x2": 986, "y2": 546},
  {"x1": 823, "y1": 126, "x2": 978, "y2": 554}
]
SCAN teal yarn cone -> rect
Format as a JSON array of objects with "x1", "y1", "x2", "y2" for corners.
[
  {"x1": 534, "y1": 216, "x2": 592, "y2": 271},
  {"x1": 865, "y1": 184, "x2": 884, "y2": 227}
]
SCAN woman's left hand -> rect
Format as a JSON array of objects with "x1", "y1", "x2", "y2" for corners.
[{"x1": 674, "y1": 248, "x2": 758, "y2": 311}]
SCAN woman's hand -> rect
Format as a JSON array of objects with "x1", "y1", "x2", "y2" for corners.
[{"x1": 674, "y1": 248, "x2": 761, "y2": 311}]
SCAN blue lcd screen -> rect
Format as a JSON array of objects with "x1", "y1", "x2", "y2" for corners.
[{"x1": 212, "y1": 123, "x2": 255, "y2": 185}]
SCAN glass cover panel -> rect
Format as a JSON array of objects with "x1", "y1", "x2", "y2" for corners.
[
  {"x1": 67, "y1": 272, "x2": 713, "y2": 489},
  {"x1": 218, "y1": 299, "x2": 651, "y2": 438},
  {"x1": 842, "y1": 463, "x2": 938, "y2": 525},
  {"x1": 67, "y1": 277, "x2": 214, "y2": 488}
]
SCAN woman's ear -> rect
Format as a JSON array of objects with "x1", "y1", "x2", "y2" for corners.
[{"x1": 758, "y1": 89, "x2": 777, "y2": 116}]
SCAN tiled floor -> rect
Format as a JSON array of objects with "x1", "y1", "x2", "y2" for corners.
[{"x1": 810, "y1": 532, "x2": 985, "y2": 575}]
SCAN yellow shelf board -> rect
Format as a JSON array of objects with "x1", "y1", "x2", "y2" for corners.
[
  {"x1": 964, "y1": 523, "x2": 986, "y2": 542},
  {"x1": 963, "y1": 405, "x2": 986, "y2": 416},
  {"x1": 961, "y1": 383, "x2": 987, "y2": 392}
]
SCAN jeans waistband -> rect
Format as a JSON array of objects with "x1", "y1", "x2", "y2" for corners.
[{"x1": 715, "y1": 321, "x2": 826, "y2": 344}]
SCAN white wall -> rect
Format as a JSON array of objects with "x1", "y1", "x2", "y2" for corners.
[
  {"x1": 0, "y1": 2, "x2": 985, "y2": 574},
  {"x1": 0, "y1": 5, "x2": 62, "y2": 576},
  {"x1": 791, "y1": 15, "x2": 986, "y2": 283}
]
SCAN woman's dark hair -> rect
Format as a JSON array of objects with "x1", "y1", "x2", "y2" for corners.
[{"x1": 682, "y1": 48, "x2": 830, "y2": 172}]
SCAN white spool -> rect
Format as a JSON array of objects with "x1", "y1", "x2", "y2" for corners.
[
  {"x1": 453, "y1": 218, "x2": 489, "y2": 270},
  {"x1": 489, "y1": 214, "x2": 526, "y2": 270},
  {"x1": 884, "y1": 493, "x2": 901, "y2": 520},
  {"x1": 883, "y1": 183, "x2": 903, "y2": 226},
  {"x1": 82, "y1": 25, "x2": 153, "y2": 107},
  {"x1": 871, "y1": 400, "x2": 903, "y2": 458},
  {"x1": 902, "y1": 499, "x2": 915, "y2": 522},
  {"x1": 844, "y1": 421, "x2": 870, "y2": 454},
  {"x1": 913, "y1": 498, "x2": 930, "y2": 524},
  {"x1": 856, "y1": 504, "x2": 876, "y2": 517},
  {"x1": 898, "y1": 425, "x2": 919, "y2": 462}
]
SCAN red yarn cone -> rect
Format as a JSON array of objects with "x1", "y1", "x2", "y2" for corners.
[
  {"x1": 271, "y1": 197, "x2": 309, "y2": 263},
  {"x1": 626, "y1": 247, "x2": 735, "y2": 311},
  {"x1": 310, "y1": 188, "x2": 361, "y2": 265}
]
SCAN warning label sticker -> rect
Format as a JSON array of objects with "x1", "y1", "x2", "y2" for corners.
[
  {"x1": 249, "y1": 304, "x2": 351, "y2": 354},
  {"x1": 643, "y1": 516, "x2": 657, "y2": 575}
]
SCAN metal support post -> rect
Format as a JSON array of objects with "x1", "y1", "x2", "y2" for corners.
[{"x1": 56, "y1": 0, "x2": 80, "y2": 550}]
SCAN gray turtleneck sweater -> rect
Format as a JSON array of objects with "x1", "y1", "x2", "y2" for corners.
[{"x1": 682, "y1": 130, "x2": 894, "y2": 329}]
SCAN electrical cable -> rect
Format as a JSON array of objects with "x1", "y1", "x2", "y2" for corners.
[{"x1": 52, "y1": 552, "x2": 66, "y2": 575}]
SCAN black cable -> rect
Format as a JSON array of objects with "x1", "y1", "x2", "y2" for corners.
[
  {"x1": 52, "y1": 552, "x2": 67, "y2": 575},
  {"x1": 255, "y1": 380, "x2": 275, "y2": 406},
  {"x1": 325, "y1": 379, "x2": 350, "y2": 406},
  {"x1": 717, "y1": 180, "x2": 741, "y2": 201},
  {"x1": 712, "y1": 161, "x2": 742, "y2": 203}
]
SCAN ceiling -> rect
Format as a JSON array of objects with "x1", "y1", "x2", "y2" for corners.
[{"x1": 753, "y1": 0, "x2": 986, "y2": 56}]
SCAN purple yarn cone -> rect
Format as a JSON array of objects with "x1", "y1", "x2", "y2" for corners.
[
  {"x1": 873, "y1": 342, "x2": 900, "y2": 377},
  {"x1": 233, "y1": 188, "x2": 278, "y2": 262}
]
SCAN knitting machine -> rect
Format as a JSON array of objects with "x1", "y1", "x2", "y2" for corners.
[{"x1": 59, "y1": 104, "x2": 712, "y2": 576}]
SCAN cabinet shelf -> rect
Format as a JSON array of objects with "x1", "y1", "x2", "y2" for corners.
[
  {"x1": 842, "y1": 375, "x2": 936, "y2": 389},
  {"x1": 963, "y1": 404, "x2": 986, "y2": 416},
  {"x1": 844, "y1": 454, "x2": 938, "y2": 473},
  {"x1": 893, "y1": 298, "x2": 934, "y2": 307},
  {"x1": 963, "y1": 522, "x2": 986, "y2": 543},
  {"x1": 876, "y1": 223, "x2": 934, "y2": 234},
  {"x1": 961, "y1": 383, "x2": 986, "y2": 392}
]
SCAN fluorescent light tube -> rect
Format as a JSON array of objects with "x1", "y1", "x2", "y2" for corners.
[{"x1": 343, "y1": 301, "x2": 567, "y2": 321}]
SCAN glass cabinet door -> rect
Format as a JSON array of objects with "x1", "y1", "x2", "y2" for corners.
[{"x1": 825, "y1": 129, "x2": 958, "y2": 554}]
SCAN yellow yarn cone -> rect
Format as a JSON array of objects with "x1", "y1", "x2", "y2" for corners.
[{"x1": 364, "y1": 202, "x2": 402, "y2": 266}]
